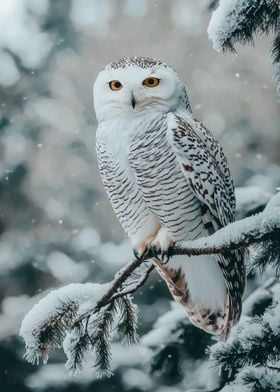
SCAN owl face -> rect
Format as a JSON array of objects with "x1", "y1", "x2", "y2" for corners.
[{"x1": 93, "y1": 57, "x2": 188, "y2": 121}]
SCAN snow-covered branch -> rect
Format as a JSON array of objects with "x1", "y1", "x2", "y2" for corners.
[
  {"x1": 173, "y1": 207, "x2": 280, "y2": 257},
  {"x1": 210, "y1": 295, "x2": 280, "y2": 390},
  {"x1": 208, "y1": 0, "x2": 280, "y2": 52},
  {"x1": 20, "y1": 194, "x2": 280, "y2": 376},
  {"x1": 208, "y1": 0, "x2": 280, "y2": 91}
]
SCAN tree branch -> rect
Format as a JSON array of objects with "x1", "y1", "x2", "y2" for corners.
[
  {"x1": 20, "y1": 204, "x2": 280, "y2": 372},
  {"x1": 84, "y1": 207, "x2": 280, "y2": 315}
]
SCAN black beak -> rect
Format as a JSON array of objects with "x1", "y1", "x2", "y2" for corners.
[{"x1": 131, "y1": 92, "x2": 136, "y2": 109}]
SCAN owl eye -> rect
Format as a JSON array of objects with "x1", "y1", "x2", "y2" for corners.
[
  {"x1": 143, "y1": 77, "x2": 160, "y2": 88},
  {"x1": 109, "y1": 80, "x2": 123, "y2": 91}
]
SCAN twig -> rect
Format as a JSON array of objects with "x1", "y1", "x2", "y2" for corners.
[{"x1": 110, "y1": 264, "x2": 155, "y2": 301}]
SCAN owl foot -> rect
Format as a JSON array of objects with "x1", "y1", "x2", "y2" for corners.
[
  {"x1": 133, "y1": 237, "x2": 158, "y2": 261},
  {"x1": 132, "y1": 224, "x2": 161, "y2": 261},
  {"x1": 150, "y1": 245, "x2": 174, "y2": 264},
  {"x1": 150, "y1": 229, "x2": 175, "y2": 264},
  {"x1": 133, "y1": 246, "x2": 150, "y2": 261}
]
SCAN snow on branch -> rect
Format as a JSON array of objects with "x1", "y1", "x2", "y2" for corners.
[
  {"x1": 208, "y1": 0, "x2": 280, "y2": 52},
  {"x1": 20, "y1": 281, "x2": 138, "y2": 376},
  {"x1": 20, "y1": 194, "x2": 280, "y2": 376},
  {"x1": 209, "y1": 300, "x2": 280, "y2": 388},
  {"x1": 20, "y1": 283, "x2": 110, "y2": 365},
  {"x1": 221, "y1": 366, "x2": 280, "y2": 392},
  {"x1": 173, "y1": 206, "x2": 280, "y2": 257},
  {"x1": 207, "y1": 0, "x2": 280, "y2": 91}
]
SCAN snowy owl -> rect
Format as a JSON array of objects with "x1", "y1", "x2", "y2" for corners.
[{"x1": 94, "y1": 56, "x2": 245, "y2": 339}]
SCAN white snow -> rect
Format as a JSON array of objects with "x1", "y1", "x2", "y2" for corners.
[
  {"x1": 262, "y1": 302, "x2": 280, "y2": 336},
  {"x1": 171, "y1": 1, "x2": 202, "y2": 35},
  {"x1": 0, "y1": 292, "x2": 47, "y2": 339},
  {"x1": 3, "y1": 133, "x2": 31, "y2": 167},
  {"x1": 178, "y1": 206, "x2": 280, "y2": 253},
  {"x1": 231, "y1": 366, "x2": 280, "y2": 391},
  {"x1": 122, "y1": 368, "x2": 152, "y2": 390},
  {"x1": 235, "y1": 186, "x2": 272, "y2": 219},
  {"x1": 265, "y1": 191, "x2": 280, "y2": 209},
  {"x1": 20, "y1": 282, "x2": 109, "y2": 363},
  {"x1": 242, "y1": 288, "x2": 272, "y2": 317},
  {"x1": 94, "y1": 240, "x2": 133, "y2": 267},
  {"x1": 141, "y1": 302, "x2": 188, "y2": 347},
  {"x1": 208, "y1": 0, "x2": 248, "y2": 51},
  {"x1": 72, "y1": 227, "x2": 101, "y2": 252},
  {"x1": 0, "y1": 0, "x2": 52, "y2": 69},
  {"x1": 123, "y1": 0, "x2": 148, "y2": 17},
  {"x1": 0, "y1": 52, "x2": 20, "y2": 86},
  {"x1": 46, "y1": 251, "x2": 88, "y2": 283},
  {"x1": 70, "y1": 0, "x2": 112, "y2": 35},
  {"x1": 26, "y1": 342, "x2": 151, "y2": 389}
]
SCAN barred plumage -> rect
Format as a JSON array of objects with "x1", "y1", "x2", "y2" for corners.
[{"x1": 94, "y1": 56, "x2": 245, "y2": 339}]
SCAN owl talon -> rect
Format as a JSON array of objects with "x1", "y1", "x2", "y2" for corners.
[
  {"x1": 133, "y1": 247, "x2": 150, "y2": 261},
  {"x1": 148, "y1": 245, "x2": 174, "y2": 264},
  {"x1": 161, "y1": 246, "x2": 175, "y2": 264},
  {"x1": 150, "y1": 245, "x2": 159, "y2": 258},
  {"x1": 161, "y1": 250, "x2": 170, "y2": 264}
]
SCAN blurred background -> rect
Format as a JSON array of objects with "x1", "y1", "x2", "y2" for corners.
[{"x1": 0, "y1": 1, "x2": 279, "y2": 391}]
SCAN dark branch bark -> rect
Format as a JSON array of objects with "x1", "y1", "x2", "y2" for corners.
[{"x1": 110, "y1": 264, "x2": 155, "y2": 302}]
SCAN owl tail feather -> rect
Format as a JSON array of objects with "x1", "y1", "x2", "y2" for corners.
[{"x1": 152, "y1": 258, "x2": 233, "y2": 340}]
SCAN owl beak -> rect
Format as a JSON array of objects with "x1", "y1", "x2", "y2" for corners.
[{"x1": 131, "y1": 92, "x2": 136, "y2": 109}]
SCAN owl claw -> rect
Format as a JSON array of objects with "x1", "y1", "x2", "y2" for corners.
[
  {"x1": 133, "y1": 247, "x2": 149, "y2": 261},
  {"x1": 150, "y1": 245, "x2": 159, "y2": 258},
  {"x1": 132, "y1": 229, "x2": 174, "y2": 263},
  {"x1": 148, "y1": 244, "x2": 174, "y2": 264},
  {"x1": 161, "y1": 246, "x2": 175, "y2": 264},
  {"x1": 161, "y1": 250, "x2": 170, "y2": 264}
]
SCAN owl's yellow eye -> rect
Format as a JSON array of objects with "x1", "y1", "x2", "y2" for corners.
[
  {"x1": 143, "y1": 77, "x2": 160, "y2": 87},
  {"x1": 109, "y1": 80, "x2": 123, "y2": 91}
]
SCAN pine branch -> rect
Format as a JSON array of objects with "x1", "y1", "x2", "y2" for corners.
[
  {"x1": 272, "y1": 31, "x2": 280, "y2": 92},
  {"x1": 66, "y1": 301, "x2": 117, "y2": 376},
  {"x1": 111, "y1": 263, "x2": 155, "y2": 301},
  {"x1": 90, "y1": 301, "x2": 117, "y2": 377},
  {"x1": 65, "y1": 326, "x2": 91, "y2": 373},
  {"x1": 210, "y1": 303, "x2": 280, "y2": 383},
  {"x1": 208, "y1": 0, "x2": 280, "y2": 52},
  {"x1": 24, "y1": 300, "x2": 78, "y2": 365},
  {"x1": 116, "y1": 296, "x2": 139, "y2": 345},
  {"x1": 251, "y1": 238, "x2": 280, "y2": 276},
  {"x1": 208, "y1": 0, "x2": 280, "y2": 92},
  {"x1": 237, "y1": 366, "x2": 280, "y2": 392},
  {"x1": 20, "y1": 202, "x2": 280, "y2": 376}
]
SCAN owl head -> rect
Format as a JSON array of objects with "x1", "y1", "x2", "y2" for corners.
[{"x1": 93, "y1": 56, "x2": 191, "y2": 121}]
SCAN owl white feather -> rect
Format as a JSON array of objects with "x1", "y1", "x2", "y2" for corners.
[{"x1": 93, "y1": 56, "x2": 245, "y2": 339}]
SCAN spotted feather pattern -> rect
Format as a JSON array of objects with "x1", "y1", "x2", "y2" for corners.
[
  {"x1": 167, "y1": 113, "x2": 246, "y2": 337},
  {"x1": 106, "y1": 56, "x2": 165, "y2": 70}
]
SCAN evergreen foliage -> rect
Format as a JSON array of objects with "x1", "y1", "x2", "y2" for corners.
[{"x1": 208, "y1": 0, "x2": 280, "y2": 92}]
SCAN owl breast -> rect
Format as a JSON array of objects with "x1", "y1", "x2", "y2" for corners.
[
  {"x1": 97, "y1": 112, "x2": 227, "y2": 313},
  {"x1": 127, "y1": 114, "x2": 204, "y2": 242}
]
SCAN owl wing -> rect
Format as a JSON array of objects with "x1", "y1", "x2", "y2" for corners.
[
  {"x1": 166, "y1": 112, "x2": 245, "y2": 338},
  {"x1": 166, "y1": 113, "x2": 235, "y2": 227}
]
